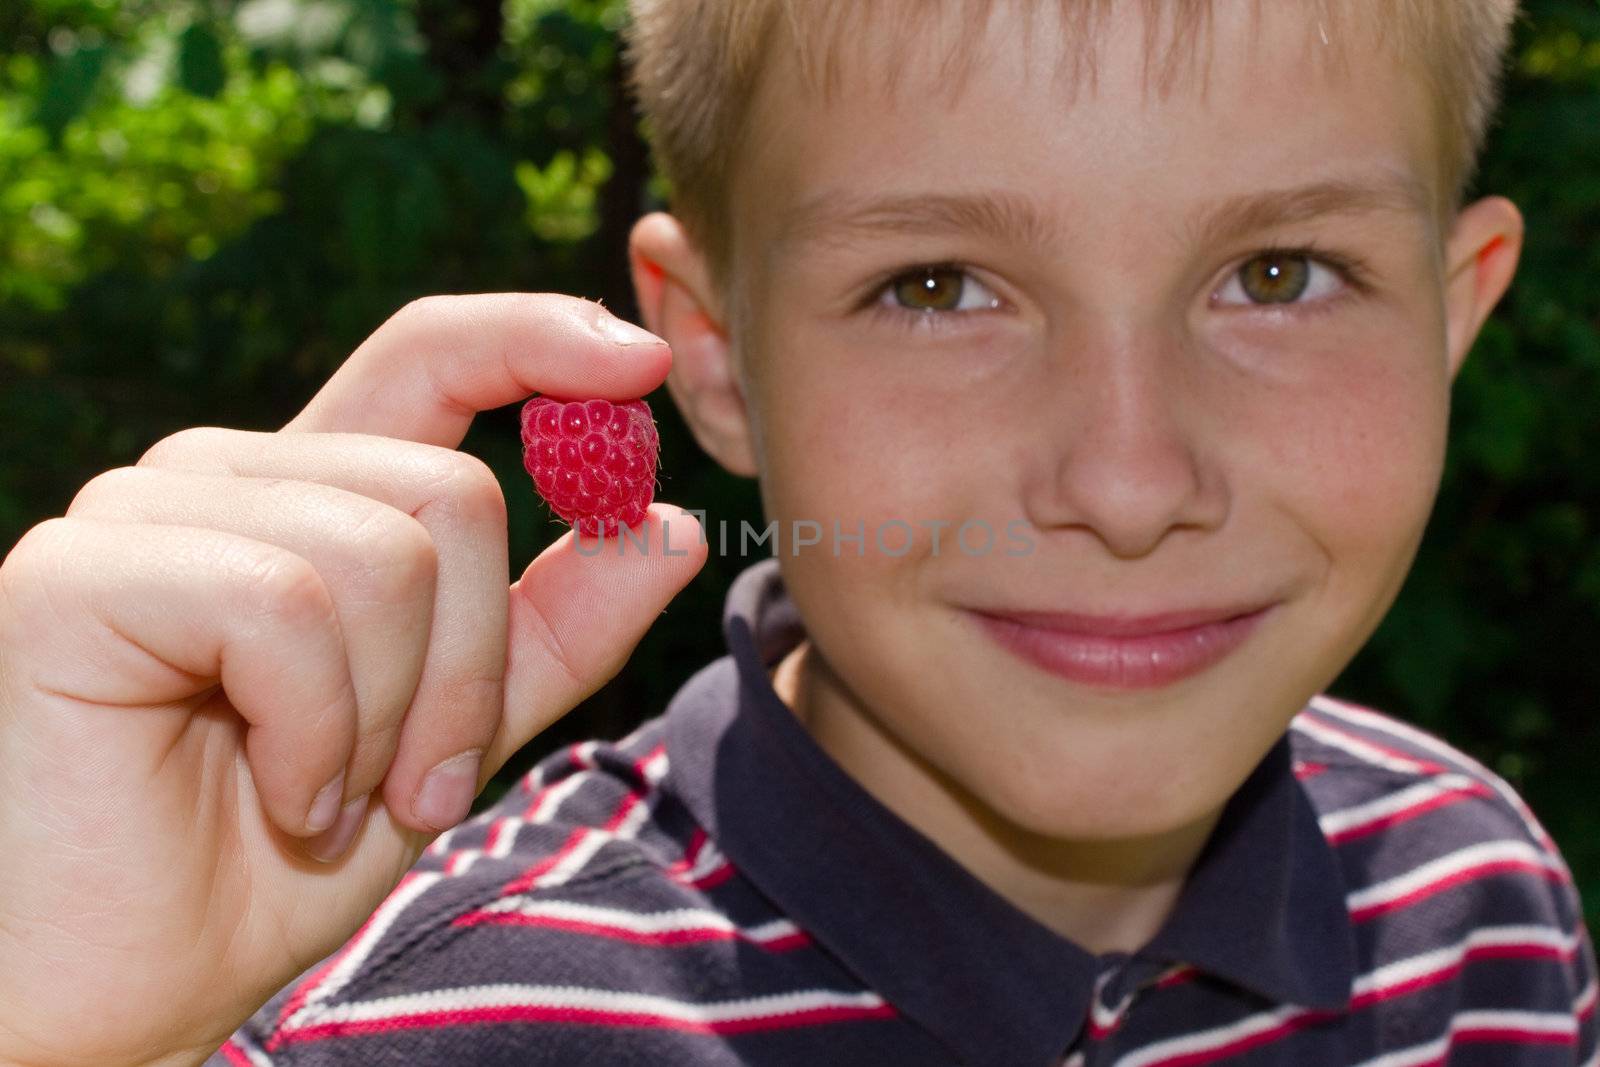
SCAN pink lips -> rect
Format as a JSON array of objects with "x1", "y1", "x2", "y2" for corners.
[{"x1": 972, "y1": 603, "x2": 1275, "y2": 689}]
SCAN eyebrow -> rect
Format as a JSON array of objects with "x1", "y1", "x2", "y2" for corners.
[
  {"x1": 776, "y1": 189, "x2": 1067, "y2": 253},
  {"x1": 774, "y1": 176, "x2": 1431, "y2": 256},
  {"x1": 1182, "y1": 176, "x2": 1433, "y2": 251}
]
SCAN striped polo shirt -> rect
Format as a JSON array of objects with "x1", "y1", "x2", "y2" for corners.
[{"x1": 213, "y1": 558, "x2": 1597, "y2": 1066}]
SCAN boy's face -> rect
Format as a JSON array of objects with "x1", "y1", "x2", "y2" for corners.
[{"x1": 639, "y1": 4, "x2": 1520, "y2": 846}]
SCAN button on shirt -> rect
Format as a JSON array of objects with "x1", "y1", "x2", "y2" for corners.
[{"x1": 215, "y1": 559, "x2": 1598, "y2": 1066}]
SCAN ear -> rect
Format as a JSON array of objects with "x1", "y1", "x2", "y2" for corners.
[
  {"x1": 628, "y1": 212, "x2": 759, "y2": 477},
  {"x1": 1442, "y1": 195, "x2": 1524, "y2": 381}
]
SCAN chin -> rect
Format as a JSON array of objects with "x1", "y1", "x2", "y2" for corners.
[
  {"x1": 983, "y1": 775, "x2": 1214, "y2": 842},
  {"x1": 944, "y1": 725, "x2": 1244, "y2": 843}
]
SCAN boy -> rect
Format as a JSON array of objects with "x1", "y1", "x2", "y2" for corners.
[{"x1": 0, "y1": 0, "x2": 1592, "y2": 1064}]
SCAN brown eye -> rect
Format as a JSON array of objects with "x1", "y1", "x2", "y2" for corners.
[
  {"x1": 893, "y1": 267, "x2": 968, "y2": 311},
  {"x1": 1237, "y1": 254, "x2": 1311, "y2": 304}
]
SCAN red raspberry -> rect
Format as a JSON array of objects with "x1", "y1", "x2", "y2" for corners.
[{"x1": 520, "y1": 396, "x2": 659, "y2": 537}]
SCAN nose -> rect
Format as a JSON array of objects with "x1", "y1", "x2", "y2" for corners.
[{"x1": 1021, "y1": 325, "x2": 1229, "y2": 558}]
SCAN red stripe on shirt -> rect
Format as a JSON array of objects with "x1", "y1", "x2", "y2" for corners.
[
  {"x1": 503, "y1": 826, "x2": 590, "y2": 896},
  {"x1": 1349, "y1": 943, "x2": 1570, "y2": 1012},
  {"x1": 1086, "y1": 1012, "x2": 1126, "y2": 1041},
  {"x1": 1325, "y1": 783, "x2": 1496, "y2": 846},
  {"x1": 1301, "y1": 711, "x2": 1448, "y2": 775},
  {"x1": 627, "y1": 743, "x2": 668, "y2": 789},
  {"x1": 498, "y1": 749, "x2": 659, "y2": 896},
  {"x1": 666, "y1": 832, "x2": 738, "y2": 890},
  {"x1": 1351, "y1": 858, "x2": 1569, "y2": 923},
  {"x1": 605, "y1": 791, "x2": 643, "y2": 833},
  {"x1": 1126, "y1": 1009, "x2": 1340, "y2": 1067},
  {"x1": 218, "y1": 1039, "x2": 256, "y2": 1066},
  {"x1": 1155, "y1": 966, "x2": 1200, "y2": 989},
  {"x1": 1452, "y1": 1025, "x2": 1576, "y2": 1046},
  {"x1": 666, "y1": 828, "x2": 707, "y2": 878},
  {"x1": 270, "y1": 870, "x2": 426, "y2": 1039},
  {"x1": 683, "y1": 862, "x2": 736, "y2": 890}
]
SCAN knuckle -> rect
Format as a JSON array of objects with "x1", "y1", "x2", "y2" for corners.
[
  {"x1": 137, "y1": 426, "x2": 224, "y2": 469},
  {"x1": 1, "y1": 517, "x2": 73, "y2": 590},
  {"x1": 0, "y1": 525, "x2": 51, "y2": 638},
  {"x1": 243, "y1": 551, "x2": 338, "y2": 632},
  {"x1": 392, "y1": 294, "x2": 449, "y2": 330},
  {"x1": 65, "y1": 466, "x2": 145, "y2": 517},
  {"x1": 345, "y1": 506, "x2": 438, "y2": 606},
  {"x1": 522, "y1": 594, "x2": 586, "y2": 694},
  {"x1": 431, "y1": 453, "x2": 508, "y2": 529}
]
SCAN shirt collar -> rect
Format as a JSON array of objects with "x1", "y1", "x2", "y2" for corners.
[{"x1": 665, "y1": 560, "x2": 1355, "y2": 1065}]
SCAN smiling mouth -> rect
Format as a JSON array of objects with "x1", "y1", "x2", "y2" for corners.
[{"x1": 968, "y1": 604, "x2": 1276, "y2": 690}]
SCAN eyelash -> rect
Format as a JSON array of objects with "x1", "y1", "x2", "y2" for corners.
[{"x1": 857, "y1": 244, "x2": 1374, "y2": 331}]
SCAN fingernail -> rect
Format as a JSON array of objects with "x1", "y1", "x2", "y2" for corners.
[
  {"x1": 306, "y1": 769, "x2": 345, "y2": 834},
  {"x1": 413, "y1": 749, "x2": 483, "y2": 831},
  {"x1": 306, "y1": 794, "x2": 369, "y2": 864},
  {"x1": 597, "y1": 313, "x2": 664, "y2": 348}
]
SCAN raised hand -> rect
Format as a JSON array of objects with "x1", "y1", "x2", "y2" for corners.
[{"x1": 0, "y1": 295, "x2": 706, "y2": 1067}]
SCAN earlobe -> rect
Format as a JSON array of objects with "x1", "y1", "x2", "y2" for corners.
[
  {"x1": 1442, "y1": 195, "x2": 1524, "y2": 381},
  {"x1": 628, "y1": 213, "x2": 760, "y2": 477}
]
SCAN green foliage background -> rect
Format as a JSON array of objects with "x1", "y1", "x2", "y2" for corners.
[{"x1": 1, "y1": 1, "x2": 1596, "y2": 923}]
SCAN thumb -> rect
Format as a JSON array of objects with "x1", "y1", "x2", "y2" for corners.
[{"x1": 487, "y1": 505, "x2": 707, "y2": 777}]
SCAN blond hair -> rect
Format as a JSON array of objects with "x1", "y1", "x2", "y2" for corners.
[{"x1": 623, "y1": 0, "x2": 1520, "y2": 302}]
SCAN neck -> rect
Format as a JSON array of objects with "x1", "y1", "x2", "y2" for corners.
[{"x1": 771, "y1": 640, "x2": 1224, "y2": 956}]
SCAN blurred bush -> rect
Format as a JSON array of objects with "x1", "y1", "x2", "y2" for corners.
[{"x1": 0, "y1": 0, "x2": 1595, "y2": 920}]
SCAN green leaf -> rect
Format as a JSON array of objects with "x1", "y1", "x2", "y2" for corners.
[
  {"x1": 178, "y1": 23, "x2": 226, "y2": 99},
  {"x1": 33, "y1": 41, "x2": 108, "y2": 140}
]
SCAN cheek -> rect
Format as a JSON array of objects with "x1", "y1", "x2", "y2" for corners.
[
  {"x1": 1264, "y1": 347, "x2": 1449, "y2": 567},
  {"x1": 753, "y1": 362, "x2": 997, "y2": 532}
]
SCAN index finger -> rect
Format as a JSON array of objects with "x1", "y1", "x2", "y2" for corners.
[{"x1": 283, "y1": 294, "x2": 671, "y2": 447}]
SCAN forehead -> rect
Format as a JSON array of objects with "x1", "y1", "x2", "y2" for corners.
[
  {"x1": 735, "y1": 2, "x2": 1439, "y2": 265},
  {"x1": 775, "y1": 0, "x2": 1392, "y2": 112}
]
